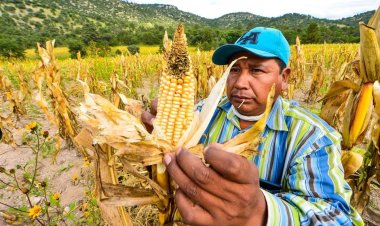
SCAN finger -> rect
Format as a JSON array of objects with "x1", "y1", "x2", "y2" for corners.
[
  {"x1": 175, "y1": 189, "x2": 214, "y2": 226},
  {"x1": 150, "y1": 97, "x2": 158, "y2": 116},
  {"x1": 175, "y1": 147, "x2": 237, "y2": 200},
  {"x1": 141, "y1": 111, "x2": 154, "y2": 133},
  {"x1": 164, "y1": 152, "x2": 223, "y2": 212},
  {"x1": 204, "y1": 143, "x2": 258, "y2": 184}
]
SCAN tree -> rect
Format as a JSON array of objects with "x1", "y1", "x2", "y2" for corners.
[
  {"x1": 0, "y1": 38, "x2": 25, "y2": 59},
  {"x1": 85, "y1": 41, "x2": 112, "y2": 57},
  {"x1": 127, "y1": 45, "x2": 140, "y2": 55},
  {"x1": 304, "y1": 23, "x2": 322, "y2": 44},
  {"x1": 67, "y1": 39, "x2": 87, "y2": 59}
]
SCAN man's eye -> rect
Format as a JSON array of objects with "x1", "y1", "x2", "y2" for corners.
[
  {"x1": 250, "y1": 68, "x2": 263, "y2": 74},
  {"x1": 230, "y1": 67, "x2": 240, "y2": 73}
]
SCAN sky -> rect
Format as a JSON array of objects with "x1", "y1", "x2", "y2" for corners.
[{"x1": 130, "y1": 0, "x2": 379, "y2": 19}]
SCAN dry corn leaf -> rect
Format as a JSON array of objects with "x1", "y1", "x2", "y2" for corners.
[
  {"x1": 368, "y1": 5, "x2": 380, "y2": 44},
  {"x1": 307, "y1": 64, "x2": 324, "y2": 103},
  {"x1": 319, "y1": 80, "x2": 360, "y2": 102},
  {"x1": 120, "y1": 95, "x2": 143, "y2": 119},
  {"x1": 100, "y1": 183, "x2": 160, "y2": 206},
  {"x1": 37, "y1": 41, "x2": 53, "y2": 67},
  {"x1": 371, "y1": 81, "x2": 380, "y2": 149},
  {"x1": 342, "y1": 90, "x2": 355, "y2": 148},
  {"x1": 341, "y1": 150, "x2": 363, "y2": 178},
  {"x1": 94, "y1": 144, "x2": 133, "y2": 226},
  {"x1": 74, "y1": 129, "x2": 96, "y2": 152},
  {"x1": 373, "y1": 80, "x2": 380, "y2": 116},
  {"x1": 119, "y1": 158, "x2": 167, "y2": 200}
]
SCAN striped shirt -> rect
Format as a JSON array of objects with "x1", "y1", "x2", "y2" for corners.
[{"x1": 197, "y1": 96, "x2": 364, "y2": 226}]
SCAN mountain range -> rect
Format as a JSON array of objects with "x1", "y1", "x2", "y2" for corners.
[{"x1": 0, "y1": 0, "x2": 375, "y2": 50}]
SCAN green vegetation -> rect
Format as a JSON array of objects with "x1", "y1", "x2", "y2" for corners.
[
  {"x1": 0, "y1": 0, "x2": 374, "y2": 59},
  {"x1": 127, "y1": 45, "x2": 140, "y2": 55}
]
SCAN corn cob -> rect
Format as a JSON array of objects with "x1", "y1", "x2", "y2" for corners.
[
  {"x1": 349, "y1": 83, "x2": 373, "y2": 145},
  {"x1": 155, "y1": 24, "x2": 195, "y2": 146},
  {"x1": 154, "y1": 24, "x2": 195, "y2": 225}
]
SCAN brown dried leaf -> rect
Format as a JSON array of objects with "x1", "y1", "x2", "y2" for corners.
[
  {"x1": 74, "y1": 129, "x2": 95, "y2": 152},
  {"x1": 119, "y1": 159, "x2": 167, "y2": 200}
]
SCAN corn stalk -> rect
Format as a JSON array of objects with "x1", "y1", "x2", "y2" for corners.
[
  {"x1": 0, "y1": 68, "x2": 26, "y2": 119},
  {"x1": 306, "y1": 63, "x2": 324, "y2": 103},
  {"x1": 0, "y1": 68, "x2": 26, "y2": 146},
  {"x1": 33, "y1": 40, "x2": 88, "y2": 159}
]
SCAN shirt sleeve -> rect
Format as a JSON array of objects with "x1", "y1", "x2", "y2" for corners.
[{"x1": 261, "y1": 138, "x2": 364, "y2": 226}]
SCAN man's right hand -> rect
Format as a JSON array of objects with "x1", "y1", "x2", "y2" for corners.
[{"x1": 141, "y1": 97, "x2": 158, "y2": 133}]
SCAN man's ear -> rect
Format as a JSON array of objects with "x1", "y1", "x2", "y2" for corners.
[{"x1": 280, "y1": 67, "x2": 291, "y2": 91}]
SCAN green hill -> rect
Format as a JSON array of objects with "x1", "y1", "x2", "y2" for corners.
[{"x1": 0, "y1": 0, "x2": 375, "y2": 52}]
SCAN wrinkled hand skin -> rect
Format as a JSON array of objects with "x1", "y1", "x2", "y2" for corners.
[
  {"x1": 141, "y1": 111, "x2": 155, "y2": 133},
  {"x1": 164, "y1": 143, "x2": 267, "y2": 226},
  {"x1": 141, "y1": 98, "x2": 158, "y2": 133}
]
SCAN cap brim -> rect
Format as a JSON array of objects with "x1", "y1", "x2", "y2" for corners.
[{"x1": 212, "y1": 44, "x2": 278, "y2": 65}]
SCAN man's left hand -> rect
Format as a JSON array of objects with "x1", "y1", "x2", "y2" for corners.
[{"x1": 164, "y1": 143, "x2": 267, "y2": 226}]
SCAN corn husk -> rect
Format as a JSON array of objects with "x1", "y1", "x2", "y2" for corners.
[{"x1": 359, "y1": 22, "x2": 380, "y2": 83}]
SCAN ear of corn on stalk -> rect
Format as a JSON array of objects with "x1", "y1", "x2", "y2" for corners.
[
  {"x1": 349, "y1": 83, "x2": 374, "y2": 145},
  {"x1": 360, "y1": 22, "x2": 380, "y2": 83}
]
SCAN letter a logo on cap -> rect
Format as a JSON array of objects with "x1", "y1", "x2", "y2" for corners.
[
  {"x1": 237, "y1": 32, "x2": 260, "y2": 45},
  {"x1": 212, "y1": 27, "x2": 290, "y2": 66}
]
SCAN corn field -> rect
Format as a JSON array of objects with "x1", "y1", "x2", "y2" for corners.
[{"x1": 1, "y1": 15, "x2": 380, "y2": 225}]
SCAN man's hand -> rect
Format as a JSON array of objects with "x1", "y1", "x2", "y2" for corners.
[
  {"x1": 164, "y1": 143, "x2": 267, "y2": 226},
  {"x1": 141, "y1": 98, "x2": 158, "y2": 133}
]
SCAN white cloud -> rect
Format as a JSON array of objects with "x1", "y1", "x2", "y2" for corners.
[{"x1": 129, "y1": 0, "x2": 379, "y2": 19}]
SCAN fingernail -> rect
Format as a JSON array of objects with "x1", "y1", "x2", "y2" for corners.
[
  {"x1": 176, "y1": 147, "x2": 182, "y2": 156},
  {"x1": 164, "y1": 154, "x2": 171, "y2": 165},
  {"x1": 203, "y1": 146, "x2": 209, "y2": 154}
]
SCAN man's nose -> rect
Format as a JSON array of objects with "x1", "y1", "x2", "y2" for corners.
[{"x1": 234, "y1": 70, "x2": 250, "y2": 89}]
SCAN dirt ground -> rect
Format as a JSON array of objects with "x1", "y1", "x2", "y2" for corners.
[{"x1": 0, "y1": 114, "x2": 94, "y2": 225}]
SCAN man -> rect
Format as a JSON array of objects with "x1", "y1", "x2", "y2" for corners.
[{"x1": 143, "y1": 27, "x2": 364, "y2": 225}]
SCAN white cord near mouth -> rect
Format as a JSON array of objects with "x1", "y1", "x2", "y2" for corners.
[{"x1": 237, "y1": 99, "x2": 245, "y2": 109}]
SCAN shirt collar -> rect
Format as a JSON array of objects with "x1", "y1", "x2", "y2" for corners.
[
  {"x1": 218, "y1": 96, "x2": 241, "y2": 129},
  {"x1": 266, "y1": 96, "x2": 289, "y2": 132},
  {"x1": 218, "y1": 96, "x2": 289, "y2": 131}
]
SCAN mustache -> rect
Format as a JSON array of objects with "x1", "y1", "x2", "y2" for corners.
[{"x1": 230, "y1": 91, "x2": 256, "y2": 99}]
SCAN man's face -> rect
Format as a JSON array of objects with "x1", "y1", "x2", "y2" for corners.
[{"x1": 226, "y1": 52, "x2": 290, "y2": 116}]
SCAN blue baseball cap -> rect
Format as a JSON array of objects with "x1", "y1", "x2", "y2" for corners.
[{"x1": 212, "y1": 27, "x2": 290, "y2": 66}]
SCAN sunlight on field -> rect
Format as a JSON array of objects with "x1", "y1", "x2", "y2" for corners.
[
  {"x1": 25, "y1": 47, "x2": 70, "y2": 60},
  {"x1": 23, "y1": 45, "x2": 201, "y2": 61}
]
